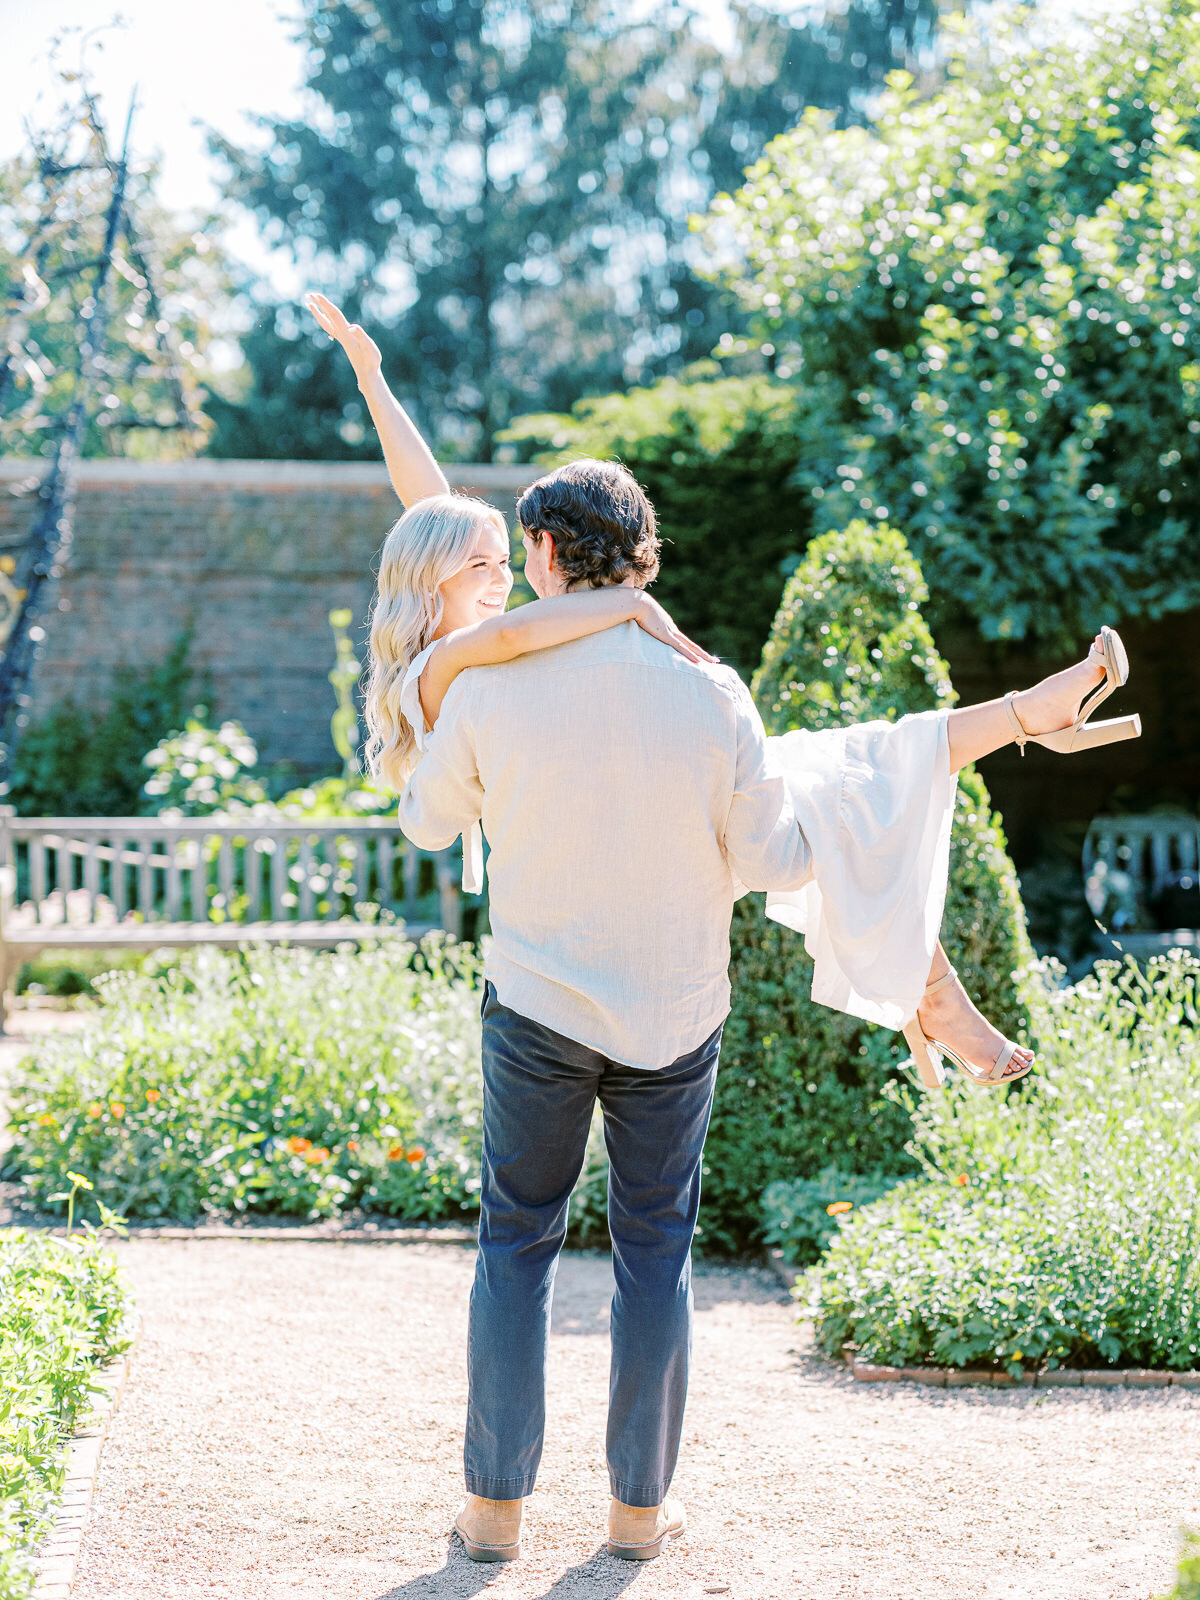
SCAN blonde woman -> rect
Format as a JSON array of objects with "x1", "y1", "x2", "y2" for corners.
[{"x1": 309, "y1": 291, "x2": 1139, "y2": 1094}]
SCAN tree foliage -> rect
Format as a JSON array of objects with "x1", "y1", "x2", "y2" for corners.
[
  {"x1": 207, "y1": 0, "x2": 975, "y2": 460},
  {"x1": 699, "y1": 1, "x2": 1200, "y2": 646}
]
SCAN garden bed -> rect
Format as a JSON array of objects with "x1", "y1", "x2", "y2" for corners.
[
  {"x1": 790, "y1": 952, "x2": 1200, "y2": 1379},
  {"x1": 0, "y1": 1227, "x2": 133, "y2": 1600}
]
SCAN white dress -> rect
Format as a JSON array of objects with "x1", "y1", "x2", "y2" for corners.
[
  {"x1": 763, "y1": 710, "x2": 955, "y2": 1031},
  {"x1": 400, "y1": 641, "x2": 955, "y2": 1031}
]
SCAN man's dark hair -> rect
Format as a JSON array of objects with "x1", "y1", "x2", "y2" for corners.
[{"x1": 516, "y1": 458, "x2": 661, "y2": 589}]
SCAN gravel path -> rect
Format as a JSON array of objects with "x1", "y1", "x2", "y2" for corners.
[{"x1": 69, "y1": 1238, "x2": 1196, "y2": 1600}]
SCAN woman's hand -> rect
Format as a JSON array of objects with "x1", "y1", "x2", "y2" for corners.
[
  {"x1": 630, "y1": 591, "x2": 718, "y2": 665},
  {"x1": 306, "y1": 292, "x2": 382, "y2": 377}
]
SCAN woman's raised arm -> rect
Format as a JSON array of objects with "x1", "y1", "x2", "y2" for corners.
[
  {"x1": 306, "y1": 292, "x2": 449, "y2": 508},
  {"x1": 419, "y1": 589, "x2": 716, "y2": 728}
]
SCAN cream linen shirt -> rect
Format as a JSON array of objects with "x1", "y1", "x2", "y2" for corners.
[{"x1": 398, "y1": 623, "x2": 813, "y2": 1070}]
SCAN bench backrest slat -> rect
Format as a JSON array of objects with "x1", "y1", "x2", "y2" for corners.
[
  {"x1": 29, "y1": 839, "x2": 47, "y2": 909},
  {"x1": 269, "y1": 836, "x2": 286, "y2": 921},
  {"x1": 1083, "y1": 816, "x2": 1200, "y2": 902},
  {"x1": 165, "y1": 838, "x2": 182, "y2": 920},
  {"x1": 83, "y1": 838, "x2": 100, "y2": 917},
  {"x1": 0, "y1": 811, "x2": 468, "y2": 942},
  {"x1": 245, "y1": 838, "x2": 263, "y2": 922}
]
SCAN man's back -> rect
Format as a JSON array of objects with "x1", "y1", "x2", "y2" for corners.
[{"x1": 400, "y1": 622, "x2": 810, "y2": 1068}]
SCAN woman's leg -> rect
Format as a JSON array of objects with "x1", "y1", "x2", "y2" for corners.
[
  {"x1": 920, "y1": 639, "x2": 1109, "y2": 1074},
  {"x1": 946, "y1": 635, "x2": 1106, "y2": 773},
  {"x1": 918, "y1": 940, "x2": 1034, "y2": 1079}
]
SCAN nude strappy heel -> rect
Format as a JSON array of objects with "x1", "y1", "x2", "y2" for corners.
[
  {"x1": 1004, "y1": 625, "x2": 1141, "y2": 755},
  {"x1": 901, "y1": 968, "x2": 1033, "y2": 1090}
]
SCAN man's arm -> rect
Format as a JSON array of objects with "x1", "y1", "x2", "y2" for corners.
[
  {"x1": 396, "y1": 678, "x2": 484, "y2": 850},
  {"x1": 723, "y1": 684, "x2": 813, "y2": 893}
]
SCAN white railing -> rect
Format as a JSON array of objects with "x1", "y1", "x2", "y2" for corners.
[{"x1": 0, "y1": 810, "x2": 465, "y2": 1024}]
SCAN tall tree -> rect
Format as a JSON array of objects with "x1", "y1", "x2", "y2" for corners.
[
  {"x1": 207, "y1": 0, "x2": 975, "y2": 460},
  {"x1": 697, "y1": 0, "x2": 1200, "y2": 647}
]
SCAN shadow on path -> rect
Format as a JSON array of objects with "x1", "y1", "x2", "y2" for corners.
[
  {"x1": 374, "y1": 1537, "x2": 644, "y2": 1600},
  {"x1": 373, "y1": 1538, "x2": 491, "y2": 1599},
  {"x1": 527, "y1": 1546, "x2": 643, "y2": 1600}
]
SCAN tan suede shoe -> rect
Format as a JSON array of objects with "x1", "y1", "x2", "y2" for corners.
[
  {"x1": 454, "y1": 1493, "x2": 523, "y2": 1562},
  {"x1": 607, "y1": 1495, "x2": 686, "y2": 1560}
]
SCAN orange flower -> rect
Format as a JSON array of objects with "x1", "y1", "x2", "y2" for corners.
[
  {"x1": 387, "y1": 1144, "x2": 406, "y2": 1162},
  {"x1": 287, "y1": 1137, "x2": 313, "y2": 1156},
  {"x1": 955, "y1": 1174, "x2": 969, "y2": 1187},
  {"x1": 37, "y1": 1113, "x2": 56, "y2": 1127},
  {"x1": 304, "y1": 1147, "x2": 330, "y2": 1164},
  {"x1": 826, "y1": 1200, "x2": 853, "y2": 1216},
  {"x1": 110, "y1": 1102, "x2": 126, "y2": 1119},
  {"x1": 86, "y1": 1103, "x2": 103, "y2": 1119},
  {"x1": 347, "y1": 1140, "x2": 359, "y2": 1152},
  {"x1": 145, "y1": 1089, "x2": 161, "y2": 1103},
  {"x1": 406, "y1": 1146, "x2": 426, "y2": 1164}
]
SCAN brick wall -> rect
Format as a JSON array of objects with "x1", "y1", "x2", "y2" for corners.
[{"x1": 0, "y1": 460, "x2": 536, "y2": 773}]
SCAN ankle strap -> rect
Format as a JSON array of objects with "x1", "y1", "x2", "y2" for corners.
[
  {"x1": 924, "y1": 966, "x2": 959, "y2": 997},
  {"x1": 1004, "y1": 690, "x2": 1028, "y2": 757}
]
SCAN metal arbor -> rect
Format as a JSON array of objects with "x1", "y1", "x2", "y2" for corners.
[{"x1": 0, "y1": 90, "x2": 201, "y2": 789}]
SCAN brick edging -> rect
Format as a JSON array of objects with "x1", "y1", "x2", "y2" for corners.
[
  {"x1": 33, "y1": 1319, "x2": 140, "y2": 1599},
  {"x1": 765, "y1": 1249, "x2": 1200, "y2": 1392}
]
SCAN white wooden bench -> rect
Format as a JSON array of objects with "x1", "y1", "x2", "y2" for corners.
[
  {"x1": 0, "y1": 810, "x2": 465, "y2": 1027},
  {"x1": 1083, "y1": 814, "x2": 1200, "y2": 960}
]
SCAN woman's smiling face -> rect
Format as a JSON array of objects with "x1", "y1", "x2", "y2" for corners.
[{"x1": 435, "y1": 521, "x2": 513, "y2": 635}]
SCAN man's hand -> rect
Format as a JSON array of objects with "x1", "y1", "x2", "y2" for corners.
[{"x1": 306, "y1": 292, "x2": 383, "y2": 377}]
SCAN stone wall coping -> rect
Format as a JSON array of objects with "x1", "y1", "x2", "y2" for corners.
[{"x1": 0, "y1": 459, "x2": 540, "y2": 493}]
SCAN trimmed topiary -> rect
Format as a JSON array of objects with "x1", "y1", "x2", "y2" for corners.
[{"x1": 698, "y1": 520, "x2": 1033, "y2": 1254}]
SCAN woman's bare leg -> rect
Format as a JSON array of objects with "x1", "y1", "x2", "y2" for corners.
[
  {"x1": 915, "y1": 640, "x2": 1110, "y2": 1074},
  {"x1": 946, "y1": 634, "x2": 1107, "y2": 774},
  {"x1": 916, "y1": 941, "x2": 1034, "y2": 1080}
]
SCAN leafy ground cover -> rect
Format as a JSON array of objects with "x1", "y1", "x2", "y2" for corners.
[
  {"x1": 2, "y1": 939, "x2": 484, "y2": 1224},
  {"x1": 1158, "y1": 1531, "x2": 1200, "y2": 1600},
  {"x1": 805, "y1": 952, "x2": 1200, "y2": 1373},
  {"x1": 0, "y1": 1228, "x2": 132, "y2": 1600}
]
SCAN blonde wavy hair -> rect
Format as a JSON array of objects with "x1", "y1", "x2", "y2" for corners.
[{"x1": 363, "y1": 492, "x2": 509, "y2": 791}]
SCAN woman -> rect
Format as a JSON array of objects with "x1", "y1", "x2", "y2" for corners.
[{"x1": 308, "y1": 292, "x2": 1140, "y2": 1089}]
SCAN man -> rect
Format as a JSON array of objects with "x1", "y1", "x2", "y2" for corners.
[{"x1": 398, "y1": 458, "x2": 812, "y2": 1563}]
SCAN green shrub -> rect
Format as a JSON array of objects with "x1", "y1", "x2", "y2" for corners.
[
  {"x1": 502, "y1": 373, "x2": 832, "y2": 678},
  {"x1": 1159, "y1": 1531, "x2": 1200, "y2": 1600},
  {"x1": 6, "y1": 633, "x2": 196, "y2": 817},
  {"x1": 2, "y1": 939, "x2": 485, "y2": 1223},
  {"x1": 141, "y1": 717, "x2": 269, "y2": 814},
  {"x1": 0, "y1": 1228, "x2": 132, "y2": 1599},
  {"x1": 762, "y1": 1167, "x2": 903, "y2": 1266},
  {"x1": 807, "y1": 952, "x2": 1200, "y2": 1372},
  {"x1": 16, "y1": 948, "x2": 151, "y2": 998},
  {"x1": 701, "y1": 520, "x2": 1033, "y2": 1252}
]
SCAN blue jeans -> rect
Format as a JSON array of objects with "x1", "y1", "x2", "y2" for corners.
[{"x1": 465, "y1": 982, "x2": 722, "y2": 1508}]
